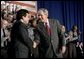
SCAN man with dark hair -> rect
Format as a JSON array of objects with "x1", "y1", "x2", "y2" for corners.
[
  {"x1": 8, "y1": 9, "x2": 33, "y2": 58},
  {"x1": 1, "y1": 11, "x2": 7, "y2": 20}
]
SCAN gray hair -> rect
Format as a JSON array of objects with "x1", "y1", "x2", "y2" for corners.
[{"x1": 38, "y1": 8, "x2": 48, "y2": 17}]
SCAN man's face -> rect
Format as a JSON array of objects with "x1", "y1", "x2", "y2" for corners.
[
  {"x1": 7, "y1": 15, "x2": 13, "y2": 22},
  {"x1": 3, "y1": 13, "x2": 7, "y2": 20},
  {"x1": 61, "y1": 26, "x2": 65, "y2": 33},
  {"x1": 37, "y1": 11, "x2": 47, "y2": 22},
  {"x1": 2, "y1": 20, "x2": 8, "y2": 29},
  {"x1": 74, "y1": 26, "x2": 77, "y2": 31},
  {"x1": 22, "y1": 13, "x2": 31, "y2": 24}
]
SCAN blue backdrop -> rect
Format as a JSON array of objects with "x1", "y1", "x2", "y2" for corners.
[{"x1": 37, "y1": 1, "x2": 83, "y2": 42}]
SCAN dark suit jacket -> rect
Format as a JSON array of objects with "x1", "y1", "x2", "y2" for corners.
[
  {"x1": 37, "y1": 19, "x2": 61, "y2": 58},
  {"x1": 8, "y1": 20, "x2": 33, "y2": 58},
  {"x1": 49, "y1": 19, "x2": 61, "y2": 58},
  {"x1": 37, "y1": 21, "x2": 51, "y2": 58}
]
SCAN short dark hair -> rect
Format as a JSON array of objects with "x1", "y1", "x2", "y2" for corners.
[
  {"x1": 16, "y1": 9, "x2": 29, "y2": 21},
  {"x1": 1, "y1": 11, "x2": 6, "y2": 19},
  {"x1": 71, "y1": 25, "x2": 78, "y2": 31}
]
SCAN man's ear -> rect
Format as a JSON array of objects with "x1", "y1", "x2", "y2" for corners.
[{"x1": 22, "y1": 16, "x2": 24, "y2": 19}]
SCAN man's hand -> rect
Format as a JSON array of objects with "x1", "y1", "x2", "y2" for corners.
[
  {"x1": 33, "y1": 41, "x2": 37, "y2": 48},
  {"x1": 76, "y1": 42, "x2": 80, "y2": 47},
  {"x1": 61, "y1": 46, "x2": 66, "y2": 54},
  {"x1": 65, "y1": 35, "x2": 70, "y2": 40},
  {"x1": 79, "y1": 42, "x2": 83, "y2": 50}
]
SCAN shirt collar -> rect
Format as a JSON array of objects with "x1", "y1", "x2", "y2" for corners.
[{"x1": 44, "y1": 19, "x2": 50, "y2": 28}]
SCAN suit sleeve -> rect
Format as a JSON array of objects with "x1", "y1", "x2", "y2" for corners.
[
  {"x1": 18, "y1": 25, "x2": 33, "y2": 53},
  {"x1": 56, "y1": 20, "x2": 61, "y2": 34},
  {"x1": 34, "y1": 29, "x2": 40, "y2": 45}
]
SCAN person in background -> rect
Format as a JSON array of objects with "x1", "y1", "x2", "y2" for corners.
[
  {"x1": 66, "y1": 25, "x2": 80, "y2": 58},
  {"x1": 28, "y1": 16, "x2": 40, "y2": 58},
  {"x1": 1, "y1": 19, "x2": 10, "y2": 48},
  {"x1": 1, "y1": 19, "x2": 10, "y2": 58},
  {"x1": 58, "y1": 25, "x2": 71, "y2": 58},
  {"x1": 6, "y1": 13, "x2": 14, "y2": 31},
  {"x1": 7, "y1": 13, "x2": 14, "y2": 23},
  {"x1": 78, "y1": 42, "x2": 83, "y2": 57},
  {"x1": 1, "y1": 11, "x2": 7, "y2": 20},
  {"x1": 76, "y1": 34, "x2": 83, "y2": 58}
]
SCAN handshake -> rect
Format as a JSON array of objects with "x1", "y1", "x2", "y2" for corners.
[{"x1": 33, "y1": 41, "x2": 37, "y2": 48}]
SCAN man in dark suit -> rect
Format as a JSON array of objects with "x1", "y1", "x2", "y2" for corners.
[
  {"x1": 37, "y1": 8, "x2": 61, "y2": 58},
  {"x1": 8, "y1": 9, "x2": 34, "y2": 58}
]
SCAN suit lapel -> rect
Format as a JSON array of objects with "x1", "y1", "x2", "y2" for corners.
[{"x1": 49, "y1": 19, "x2": 53, "y2": 38}]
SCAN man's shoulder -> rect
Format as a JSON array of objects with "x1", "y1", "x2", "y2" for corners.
[
  {"x1": 49, "y1": 19, "x2": 59, "y2": 24},
  {"x1": 14, "y1": 21, "x2": 27, "y2": 28}
]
